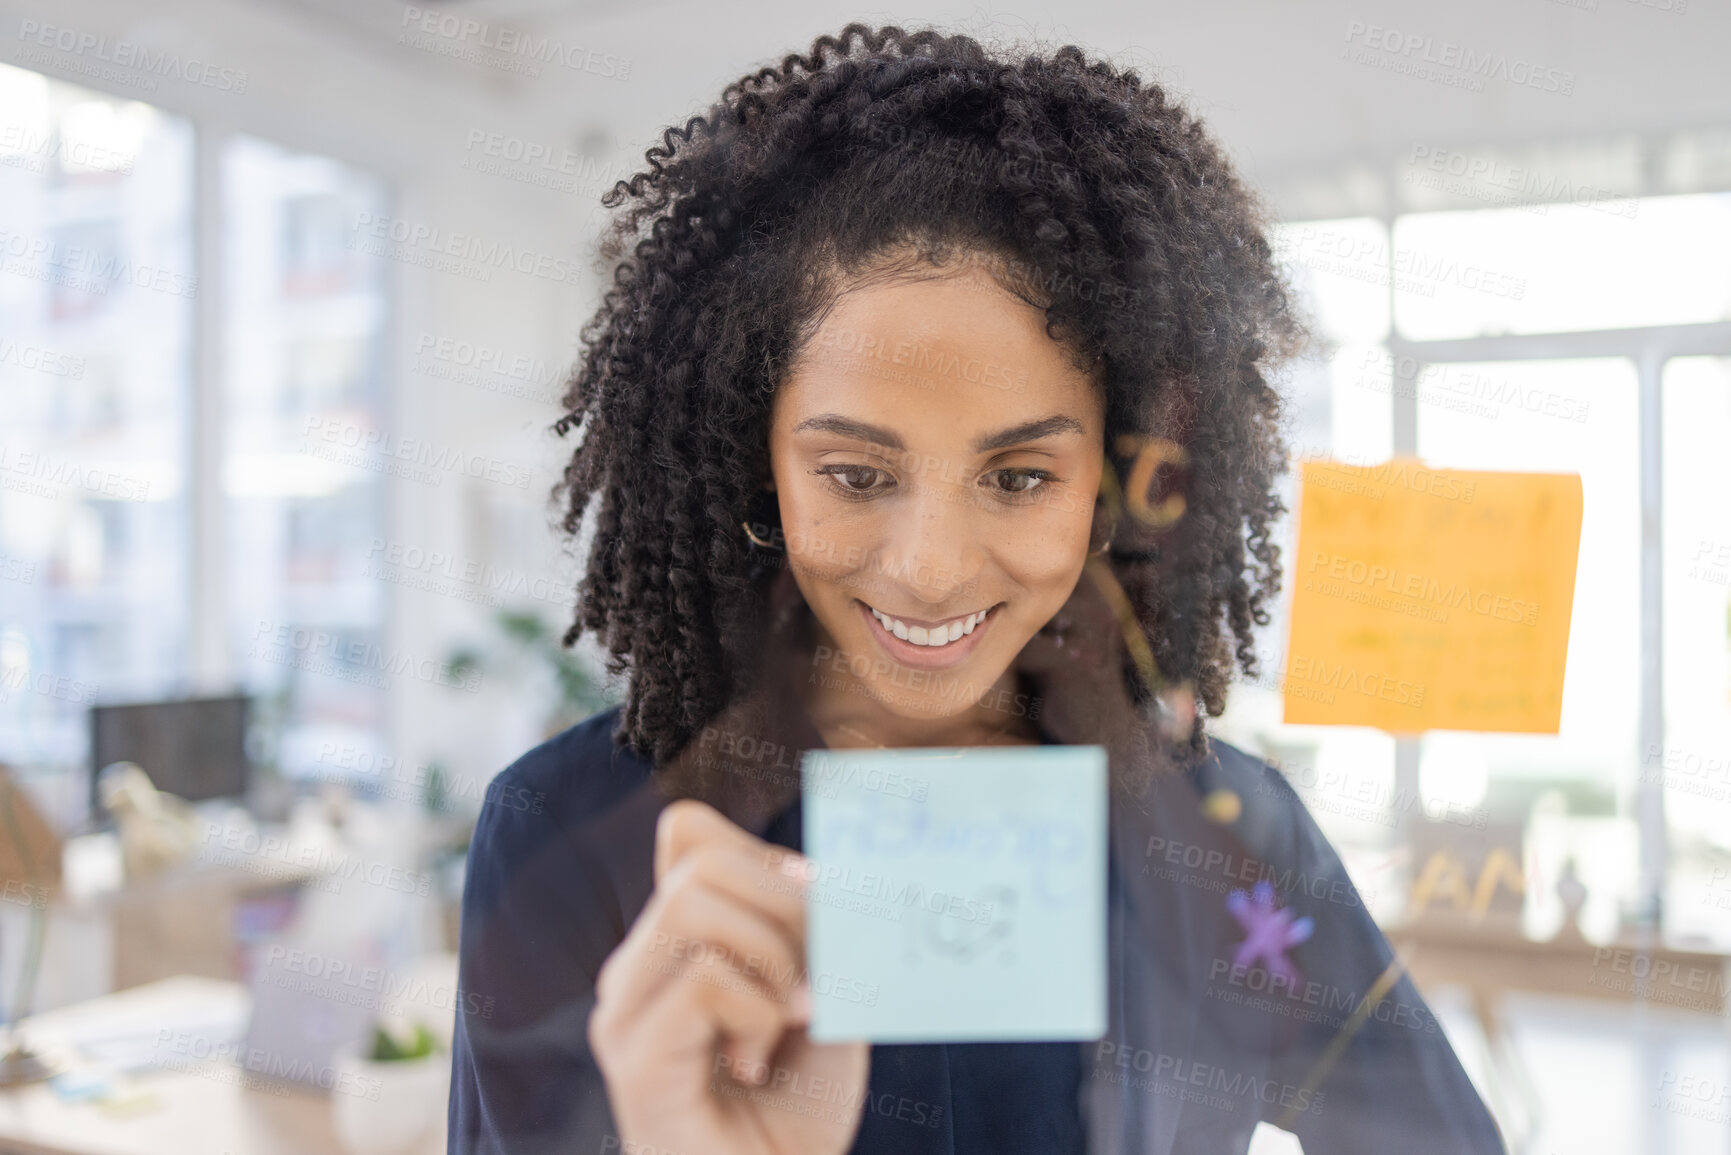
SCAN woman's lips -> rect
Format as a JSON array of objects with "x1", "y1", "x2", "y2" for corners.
[{"x1": 857, "y1": 599, "x2": 997, "y2": 670}]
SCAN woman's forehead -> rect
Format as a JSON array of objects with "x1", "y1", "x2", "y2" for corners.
[{"x1": 776, "y1": 282, "x2": 1104, "y2": 439}]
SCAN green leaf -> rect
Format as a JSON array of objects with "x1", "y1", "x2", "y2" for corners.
[{"x1": 367, "y1": 1022, "x2": 438, "y2": 1061}]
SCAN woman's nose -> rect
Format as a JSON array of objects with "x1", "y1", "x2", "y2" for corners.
[{"x1": 880, "y1": 481, "x2": 986, "y2": 606}]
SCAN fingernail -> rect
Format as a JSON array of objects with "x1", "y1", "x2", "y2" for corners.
[{"x1": 788, "y1": 982, "x2": 813, "y2": 1021}]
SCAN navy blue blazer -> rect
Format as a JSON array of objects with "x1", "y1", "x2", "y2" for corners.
[{"x1": 448, "y1": 707, "x2": 1505, "y2": 1155}]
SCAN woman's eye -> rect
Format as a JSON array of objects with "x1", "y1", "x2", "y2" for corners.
[
  {"x1": 987, "y1": 469, "x2": 1050, "y2": 495},
  {"x1": 817, "y1": 465, "x2": 893, "y2": 495}
]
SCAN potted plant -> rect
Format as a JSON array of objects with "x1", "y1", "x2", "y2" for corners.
[
  {"x1": 330, "y1": 1021, "x2": 448, "y2": 1155},
  {"x1": 446, "y1": 609, "x2": 618, "y2": 739}
]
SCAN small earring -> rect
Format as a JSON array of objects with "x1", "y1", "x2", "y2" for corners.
[
  {"x1": 1091, "y1": 538, "x2": 1112, "y2": 557},
  {"x1": 742, "y1": 522, "x2": 784, "y2": 550}
]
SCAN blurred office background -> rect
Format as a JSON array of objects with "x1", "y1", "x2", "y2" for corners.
[{"x1": 0, "y1": 1, "x2": 1728, "y2": 1152}]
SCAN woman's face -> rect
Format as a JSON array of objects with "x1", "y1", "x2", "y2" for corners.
[{"x1": 768, "y1": 260, "x2": 1106, "y2": 727}]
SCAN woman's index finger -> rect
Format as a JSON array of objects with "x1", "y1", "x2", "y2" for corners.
[
  {"x1": 654, "y1": 797, "x2": 804, "y2": 884},
  {"x1": 651, "y1": 798, "x2": 812, "y2": 945}
]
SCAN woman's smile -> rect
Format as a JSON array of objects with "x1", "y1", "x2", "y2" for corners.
[{"x1": 858, "y1": 599, "x2": 1001, "y2": 669}]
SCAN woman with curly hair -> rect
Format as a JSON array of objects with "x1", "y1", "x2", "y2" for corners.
[{"x1": 449, "y1": 23, "x2": 1504, "y2": 1155}]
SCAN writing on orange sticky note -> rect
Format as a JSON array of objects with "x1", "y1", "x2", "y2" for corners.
[{"x1": 1283, "y1": 459, "x2": 1583, "y2": 733}]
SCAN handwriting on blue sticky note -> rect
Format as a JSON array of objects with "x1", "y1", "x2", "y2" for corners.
[{"x1": 802, "y1": 745, "x2": 1107, "y2": 1044}]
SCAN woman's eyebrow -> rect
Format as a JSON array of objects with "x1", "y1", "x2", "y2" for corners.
[
  {"x1": 972, "y1": 415, "x2": 1085, "y2": 452},
  {"x1": 792, "y1": 414, "x2": 904, "y2": 448},
  {"x1": 792, "y1": 413, "x2": 1086, "y2": 453}
]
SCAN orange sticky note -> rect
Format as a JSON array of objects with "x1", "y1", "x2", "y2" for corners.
[{"x1": 1282, "y1": 459, "x2": 1583, "y2": 733}]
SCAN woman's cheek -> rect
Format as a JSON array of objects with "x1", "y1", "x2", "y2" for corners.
[
  {"x1": 779, "y1": 495, "x2": 869, "y2": 581},
  {"x1": 1008, "y1": 495, "x2": 1092, "y2": 576}
]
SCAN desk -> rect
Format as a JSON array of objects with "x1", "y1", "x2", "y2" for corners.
[
  {"x1": 0, "y1": 977, "x2": 444, "y2": 1155},
  {"x1": 1388, "y1": 917, "x2": 1731, "y2": 1014}
]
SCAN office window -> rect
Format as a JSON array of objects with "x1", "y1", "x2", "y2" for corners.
[
  {"x1": 0, "y1": 66, "x2": 193, "y2": 812},
  {"x1": 1414, "y1": 359, "x2": 1641, "y2": 941},
  {"x1": 1392, "y1": 193, "x2": 1731, "y2": 340},
  {"x1": 222, "y1": 136, "x2": 389, "y2": 780},
  {"x1": 1239, "y1": 174, "x2": 1731, "y2": 942},
  {"x1": 0, "y1": 65, "x2": 392, "y2": 819},
  {"x1": 1244, "y1": 182, "x2": 1731, "y2": 943}
]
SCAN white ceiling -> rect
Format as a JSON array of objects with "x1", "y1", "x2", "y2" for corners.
[{"x1": 15, "y1": 0, "x2": 1730, "y2": 211}]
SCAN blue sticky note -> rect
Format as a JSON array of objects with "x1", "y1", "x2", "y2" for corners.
[{"x1": 801, "y1": 745, "x2": 1107, "y2": 1043}]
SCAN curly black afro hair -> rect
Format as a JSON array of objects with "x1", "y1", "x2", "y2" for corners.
[{"x1": 553, "y1": 23, "x2": 1305, "y2": 765}]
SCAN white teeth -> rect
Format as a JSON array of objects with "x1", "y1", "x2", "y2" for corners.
[{"x1": 870, "y1": 606, "x2": 989, "y2": 647}]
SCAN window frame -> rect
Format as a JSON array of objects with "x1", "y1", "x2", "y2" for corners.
[{"x1": 1373, "y1": 228, "x2": 1731, "y2": 932}]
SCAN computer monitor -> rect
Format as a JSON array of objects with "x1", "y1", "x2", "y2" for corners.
[{"x1": 90, "y1": 695, "x2": 250, "y2": 811}]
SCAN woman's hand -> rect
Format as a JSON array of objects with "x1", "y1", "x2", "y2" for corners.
[{"x1": 590, "y1": 799, "x2": 870, "y2": 1155}]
